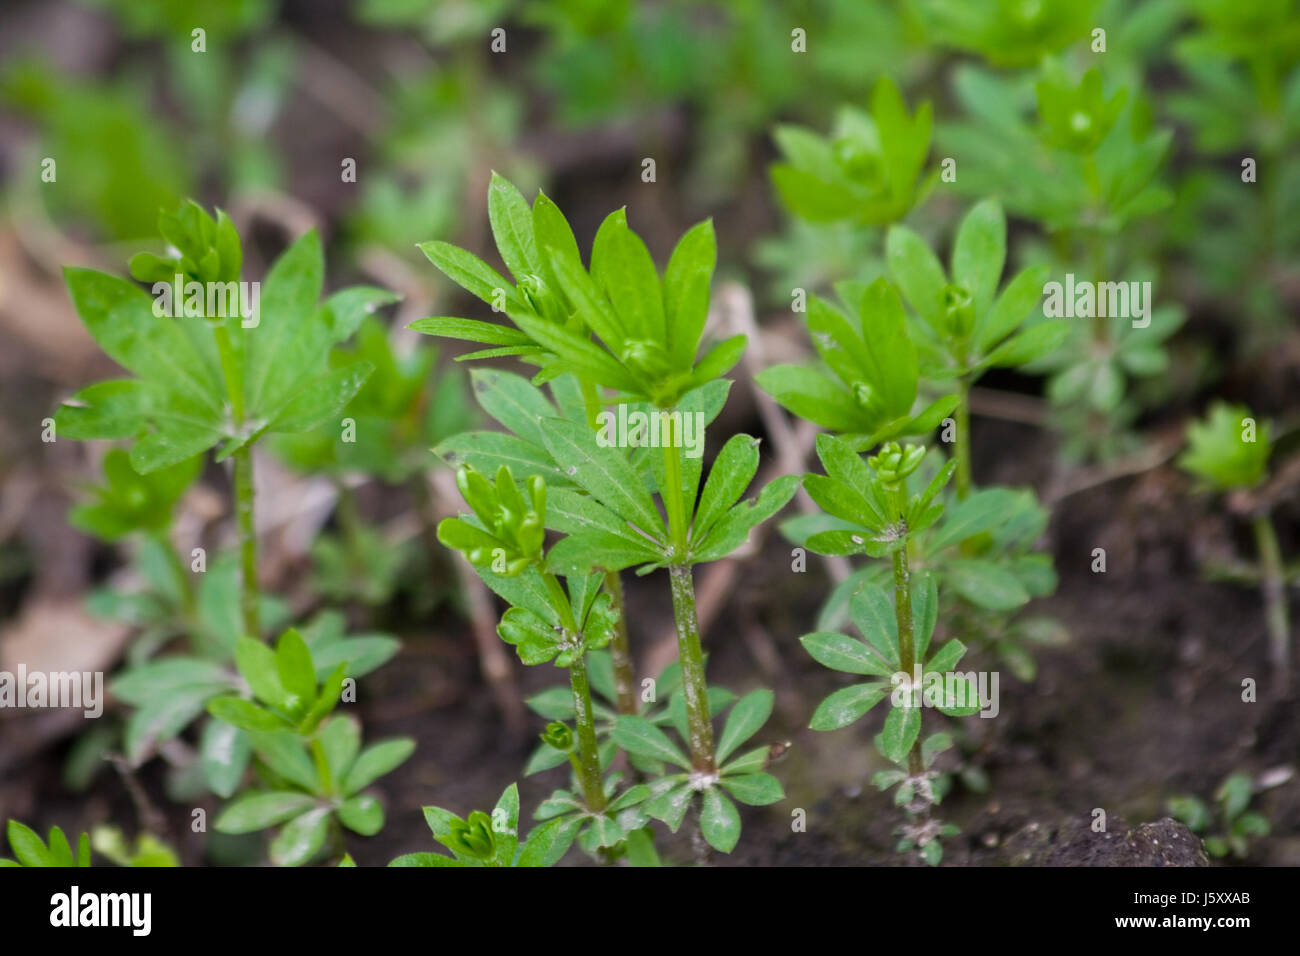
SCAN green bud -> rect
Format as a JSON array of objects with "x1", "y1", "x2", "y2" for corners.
[
  {"x1": 867, "y1": 442, "x2": 926, "y2": 485},
  {"x1": 941, "y1": 284, "x2": 976, "y2": 340},
  {"x1": 540, "y1": 721, "x2": 574, "y2": 752},
  {"x1": 446, "y1": 810, "x2": 496, "y2": 860}
]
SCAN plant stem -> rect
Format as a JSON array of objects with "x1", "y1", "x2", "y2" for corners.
[
  {"x1": 662, "y1": 425, "x2": 716, "y2": 774},
  {"x1": 541, "y1": 571, "x2": 606, "y2": 811},
  {"x1": 234, "y1": 445, "x2": 259, "y2": 639},
  {"x1": 568, "y1": 651, "x2": 608, "y2": 813},
  {"x1": 955, "y1": 376, "x2": 972, "y2": 501},
  {"x1": 1252, "y1": 512, "x2": 1291, "y2": 683},
  {"x1": 670, "y1": 565, "x2": 716, "y2": 774},
  {"x1": 891, "y1": 535, "x2": 923, "y2": 779}
]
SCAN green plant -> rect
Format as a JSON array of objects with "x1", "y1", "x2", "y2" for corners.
[
  {"x1": 770, "y1": 77, "x2": 932, "y2": 227},
  {"x1": 421, "y1": 179, "x2": 797, "y2": 854},
  {"x1": 90, "y1": 827, "x2": 180, "y2": 867},
  {"x1": 795, "y1": 437, "x2": 982, "y2": 864},
  {"x1": 205, "y1": 628, "x2": 415, "y2": 865},
  {"x1": 1179, "y1": 402, "x2": 1290, "y2": 679},
  {"x1": 389, "y1": 783, "x2": 583, "y2": 867},
  {"x1": 1, "y1": 821, "x2": 91, "y2": 867},
  {"x1": 1168, "y1": 772, "x2": 1272, "y2": 860},
  {"x1": 437, "y1": 463, "x2": 654, "y2": 854},
  {"x1": 886, "y1": 198, "x2": 1067, "y2": 497},
  {"x1": 54, "y1": 199, "x2": 389, "y2": 639}
]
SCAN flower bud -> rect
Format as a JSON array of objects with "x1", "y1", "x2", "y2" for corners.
[{"x1": 540, "y1": 721, "x2": 574, "y2": 752}]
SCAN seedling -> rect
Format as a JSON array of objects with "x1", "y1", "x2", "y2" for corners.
[
  {"x1": 1179, "y1": 402, "x2": 1290, "y2": 679},
  {"x1": 418, "y1": 177, "x2": 797, "y2": 853},
  {"x1": 55, "y1": 199, "x2": 389, "y2": 639},
  {"x1": 1168, "y1": 772, "x2": 1272, "y2": 860},
  {"x1": 438, "y1": 463, "x2": 653, "y2": 853},
  {"x1": 770, "y1": 77, "x2": 932, "y2": 227},
  {"x1": 796, "y1": 437, "x2": 981, "y2": 864},
  {"x1": 390, "y1": 784, "x2": 582, "y2": 868},
  {"x1": 205, "y1": 628, "x2": 414, "y2": 865}
]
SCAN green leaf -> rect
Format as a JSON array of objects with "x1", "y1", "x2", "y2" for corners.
[
  {"x1": 488, "y1": 171, "x2": 541, "y2": 281},
  {"x1": 591, "y1": 209, "x2": 665, "y2": 344},
  {"x1": 342, "y1": 739, "x2": 416, "y2": 795},
  {"x1": 690, "y1": 434, "x2": 761, "y2": 543},
  {"x1": 611, "y1": 715, "x2": 689, "y2": 768},
  {"x1": 6, "y1": 821, "x2": 52, "y2": 866},
  {"x1": 879, "y1": 704, "x2": 922, "y2": 763},
  {"x1": 800, "y1": 632, "x2": 893, "y2": 677},
  {"x1": 516, "y1": 816, "x2": 580, "y2": 867},
  {"x1": 207, "y1": 697, "x2": 285, "y2": 733},
  {"x1": 215, "y1": 791, "x2": 318, "y2": 834},
  {"x1": 716, "y1": 689, "x2": 773, "y2": 763},
  {"x1": 886, "y1": 225, "x2": 948, "y2": 327},
  {"x1": 952, "y1": 198, "x2": 1006, "y2": 318},
  {"x1": 275, "y1": 629, "x2": 317, "y2": 717},
  {"x1": 692, "y1": 473, "x2": 801, "y2": 563},
  {"x1": 700, "y1": 786, "x2": 741, "y2": 853},
  {"x1": 537, "y1": 418, "x2": 664, "y2": 536},
  {"x1": 755, "y1": 364, "x2": 862, "y2": 432},
  {"x1": 408, "y1": 316, "x2": 532, "y2": 346},
  {"x1": 200, "y1": 719, "x2": 251, "y2": 799},
  {"x1": 418, "y1": 240, "x2": 522, "y2": 311},
  {"x1": 850, "y1": 585, "x2": 901, "y2": 670},
  {"x1": 810, "y1": 682, "x2": 890, "y2": 730},
  {"x1": 721, "y1": 772, "x2": 785, "y2": 806},
  {"x1": 245, "y1": 230, "x2": 326, "y2": 415},
  {"x1": 234, "y1": 636, "x2": 292, "y2": 712},
  {"x1": 270, "y1": 807, "x2": 331, "y2": 867},
  {"x1": 663, "y1": 219, "x2": 715, "y2": 367},
  {"x1": 338, "y1": 794, "x2": 385, "y2": 836},
  {"x1": 947, "y1": 558, "x2": 1030, "y2": 610}
]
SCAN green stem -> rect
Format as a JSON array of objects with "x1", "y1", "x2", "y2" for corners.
[
  {"x1": 955, "y1": 376, "x2": 972, "y2": 501},
  {"x1": 1252, "y1": 512, "x2": 1291, "y2": 683},
  {"x1": 669, "y1": 565, "x2": 716, "y2": 774},
  {"x1": 891, "y1": 532, "x2": 923, "y2": 779},
  {"x1": 662, "y1": 424, "x2": 715, "y2": 773},
  {"x1": 234, "y1": 445, "x2": 259, "y2": 639},
  {"x1": 567, "y1": 652, "x2": 608, "y2": 813},
  {"x1": 541, "y1": 571, "x2": 606, "y2": 811}
]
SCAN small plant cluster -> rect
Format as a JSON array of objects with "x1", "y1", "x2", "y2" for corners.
[
  {"x1": 1168, "y1": 772, "x2": 1273, "y2": 861},
  {"x1": 20, "y1": 201, "x2": 417, "y2": 866},
  {"x1": 412, "y1": 174, "x2": 797, "y2": 862}
]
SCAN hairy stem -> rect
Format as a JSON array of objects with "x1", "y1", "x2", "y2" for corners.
[
  {"x1": 663, "y1": 425, "x2": 716, "y2": 774},
  {"x1": 1252, "y1": 512, "x2": 1291, "y2": 683},
  {"x1": 568, "y1": 651, "x2": 608, "y2": 813},
  {"x1": 234, "y1": 445, "x2": 259, "y2": 639},
  {"x1": 670, "y1": 565, "x2": 716, "y2": 773}
]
